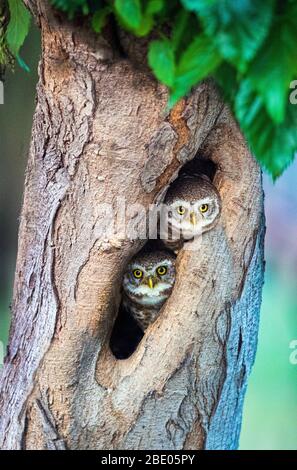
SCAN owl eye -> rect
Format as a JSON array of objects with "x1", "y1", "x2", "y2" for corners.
[
  {"x1": 199, "y1": 204, "x2": 209, "y2": 213},
  {"x1": 157, "y1": 266, "x2": 167, "y2": 276},
  {"x1": 177, "y1": 206, "x2": 186, "y2": 215},
  {"x1": 133, "y1": 269, "x2": 143, "y2": 279}
]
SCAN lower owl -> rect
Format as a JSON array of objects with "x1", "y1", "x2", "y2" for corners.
[
  {"x1": 160, "y1": 174, "x2": 221, "y2": 251},
  {"x1": 122, "y1": 249, "x2": 176, "y2": 331}
]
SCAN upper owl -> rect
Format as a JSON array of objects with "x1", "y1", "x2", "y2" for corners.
[
  {"x1": 160, "y1": 175, "x2": 221, "y2": 251},
  {"x1": 122, "y1": 248, "x2": 176, "y2": 331}
]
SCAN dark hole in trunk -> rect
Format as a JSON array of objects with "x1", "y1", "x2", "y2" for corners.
[
  {"x1": 110, "y1": 304, "x2": 144, "y2": 359},
  {"x1": 180, "y1": 157, "x2": 217, "y2": 181}
]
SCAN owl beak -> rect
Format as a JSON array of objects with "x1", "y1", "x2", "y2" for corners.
[
  {"x1": 147, "y1": 277, "x2": 154, "y2": 289},
  {"x1": 190, "y1": 212, "x2": 197, "y2": 225}
]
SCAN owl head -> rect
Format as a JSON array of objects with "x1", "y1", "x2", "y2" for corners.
[
  {"x1": 161, "y1": 175, "x2": 221, "y2": 241},
  {"x1": 123, "y1": 249, "x2": 176, "y2": 308}
]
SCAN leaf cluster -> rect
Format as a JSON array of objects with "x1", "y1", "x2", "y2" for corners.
[
  {"x1": 0, "y1": 0, "x2": 31, "y2": 72},
  {"x1": 5, "y1": 0, "x2": 297, "y2": 178}
]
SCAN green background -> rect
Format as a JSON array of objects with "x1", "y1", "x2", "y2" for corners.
[{"x1": 0, "y1": 28, "x2": 296, "y2": 450}]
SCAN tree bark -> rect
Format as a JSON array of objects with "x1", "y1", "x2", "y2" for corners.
[{"x1": 0, "y1": 1, "x2": 265, "y2": 450}]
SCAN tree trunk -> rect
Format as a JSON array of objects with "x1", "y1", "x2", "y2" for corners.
[{"x1": 0, "y1": 1, "x2": 265, "y2": 450}]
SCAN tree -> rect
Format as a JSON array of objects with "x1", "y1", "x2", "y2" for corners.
[{"x1": 1, "y1": 0, "x2": 295, "y2": 450}]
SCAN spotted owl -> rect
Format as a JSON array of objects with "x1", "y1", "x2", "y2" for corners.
[
  {"x1": 122, "y1": 248, "x2": 176, "y2": 331},
  {"x1": 159, "y1": 174, "x2": 221, "y2": 251}
]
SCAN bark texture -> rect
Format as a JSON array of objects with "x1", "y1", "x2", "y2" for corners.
[{"x1": 0, "y1": 1, "x2": 265, "y2": 450}]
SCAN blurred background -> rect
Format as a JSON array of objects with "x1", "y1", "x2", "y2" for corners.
[{"x1": 0, "y1": 28, "x2": 296, "y2": 450}]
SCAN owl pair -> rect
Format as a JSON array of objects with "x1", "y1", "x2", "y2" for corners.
[{"x1": 123, "y1": 175, "x2": 221, "y2": 331}]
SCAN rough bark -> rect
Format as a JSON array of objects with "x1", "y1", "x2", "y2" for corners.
[{"x1": 0, "y1": 1, "x2": 265, "y2": 450}]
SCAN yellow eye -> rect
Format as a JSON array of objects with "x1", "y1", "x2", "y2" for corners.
[
  {"x1": 157, "y1": 266, "x2": 167, "y2": 276},
  {"x1": 133, "y1": 269, "x2": 143, "y2": 279},
  {"x1": 200, "y1": 204, "x2": 209, "y2": 213},
  {"x1": 177, "y1": 206, "x2": 186, "y2": 215}
]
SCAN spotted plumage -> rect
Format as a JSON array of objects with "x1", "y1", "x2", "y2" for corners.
[
  {"x1": 122, "y1": 248, "x2": 176, "y2": 331},
  {"x1": 159, "y1": 174, "x2": 221, "y2": 251}
]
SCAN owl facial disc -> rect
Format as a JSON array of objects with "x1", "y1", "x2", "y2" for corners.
[{"x1": 122, "y1": 249, "x2": 176, "y2": 330}]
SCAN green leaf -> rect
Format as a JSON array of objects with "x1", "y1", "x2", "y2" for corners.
[
  {"x1": 115, "y1": 0, "x2": 163, "y2": 36},
  {"x1": 16, "y1": 53, "x2": 30, "y2": 72},
  {"x1": 213, "y1": 62, "x2": 239, "y2": 103},
  {"x1": 148, "y1": 39, "x2": 175, "y2": 87},
  {"x1": 248, "y1": 3, "x2": 297, "y2": 124},
  {"x1": 132, "y1": 0, "x2": 164, "y2": 36},
  {"x1": 182, "y1": 0, "x2": 217, "y2": 10},
  {"x1": 169, "y1": 34, "x2": 221, "y2": 106},
  {"x1": 145, "y1": 0, "x2": 164, "y2": 15},
  {"x1": 51, "y1": 0, "x2": 89, "y2": 18},
  {"x1": 172, "y1": 10, "x2": 190, "y2": 50},
  {"x1": 182, "y1": 0, "x2": 275, "y2": 73},
  {"x1": 134, "y1": 17, "x2": 154, "y2": 36},
  {"x1": 171, "y1": 9, "x2": 200, "y2": 60},
  {"x1": 91, "y1": 7, "x2": 112, "y2": 33},
  {"x1": 6, "y1": 0, "x2": 31, "y2": 58},
  {"x1": 115, "y1": 0, "x2": 142, "y2": 30},
  {"x1": 235, "y1": 79, "x2": 297, "y2": 178}
]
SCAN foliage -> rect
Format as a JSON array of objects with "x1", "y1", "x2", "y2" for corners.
[
  {"x1": 0, "y1": 2, "x2": 11, "y2": 73},
  {"x1": 2, "y1": 0, "x2": 297, "y2": 178},
  {"x1": 1, "y1": 0, "x2": 31, "y2": 71}
]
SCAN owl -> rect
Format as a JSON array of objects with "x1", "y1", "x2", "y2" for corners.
[
  {"x1": 122, "y1": 248, "x2": 176, "y2": 331},
  {"x1": 159, "y1": 174, "x2": 221, "y2": 251}
]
